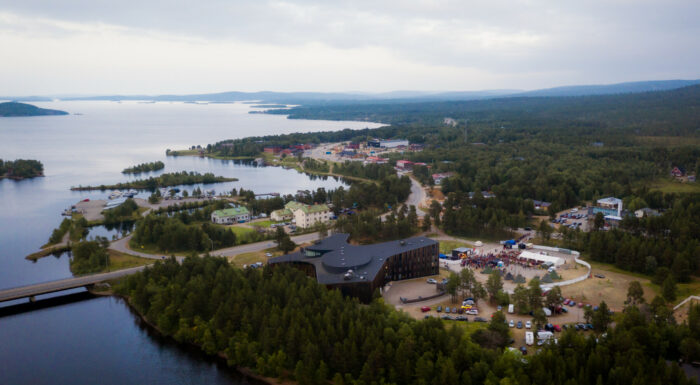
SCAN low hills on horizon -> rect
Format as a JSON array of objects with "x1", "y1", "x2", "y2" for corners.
[
  {"x1": 0, "y1": 102, "x2": 68, "y2": 117},
  {"x1": 3, "y1": 79, "x2": 700, "y2": 105}
]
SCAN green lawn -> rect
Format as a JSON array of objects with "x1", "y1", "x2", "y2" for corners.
[
  {"x1": 229, "y1": 247, "x2": 280, "y2": 267},
  {"x1": 230, "y1": 226, "x2": 256, "y2": 238},
  {"x1": 250, "y1": 220, "x2": 282, "y2": 228},
  {"x1": 107, "y1": 250, "x2": 153, "y2": 271},
  {"x1": 438, "y1": 240, "x2": 474, "y2": 255},
  {"x1": 649, "y1": 179, "x2": 700, "y2": 193}
]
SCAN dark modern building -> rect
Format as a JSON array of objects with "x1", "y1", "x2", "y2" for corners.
[{"x1": 268, "y1": 233, "x2": 439, "y2": 302}]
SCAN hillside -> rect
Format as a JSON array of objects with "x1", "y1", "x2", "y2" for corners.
[
  {"x1": 0, "y1": 102, "x2": 68, "y2": 117},
  {"x1": 265, "y1": 84, "x2": 700, "y2": 136}
]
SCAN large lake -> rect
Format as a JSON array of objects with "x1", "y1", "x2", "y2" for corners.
[{"x1": 0, "y1": 101, "x2": 382, "y2": 384}]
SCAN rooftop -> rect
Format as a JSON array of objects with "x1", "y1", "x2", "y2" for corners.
[
  {"x1": 269, "y1": 233, "x2": 438, "y2": 285},
  {"x1": 213, "y1": 207, "x2": 249, "y2": 217}
]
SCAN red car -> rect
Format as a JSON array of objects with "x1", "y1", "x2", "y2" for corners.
[
  {"x1": 578, "y1": 302, "x2": 584, "y2": 308},
  {"x1": 421, "y1": 306, "x2": 431, "y2": 312},
  {"x1": 553, "y1": 324, "x2": 562, "y2": 332}
]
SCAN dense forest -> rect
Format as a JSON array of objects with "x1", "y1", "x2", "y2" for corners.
[
  {"x1": 0, "y1": 158, "x2": 44, "y2": 179},
  {"x1": 70, "y1": 171, "x2": 237, "y2": 191},
  {"x1": 117, "y1": 257, "x2": 698, "y2": 385},
  {"x1": 122, "y1": 161, "x2": 165, "y2": 174},
  {"x1": 0, "y1": 101, "x2": 68, "y2": 117}
]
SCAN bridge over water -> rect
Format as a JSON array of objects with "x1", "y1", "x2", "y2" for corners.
[{"x1": 0, "y1": 266, "x2": 148, "y2": 303}]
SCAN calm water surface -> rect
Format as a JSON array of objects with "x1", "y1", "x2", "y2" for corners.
[{"x1": 0, "y1": 101, "x2": 381, "y2": 384}]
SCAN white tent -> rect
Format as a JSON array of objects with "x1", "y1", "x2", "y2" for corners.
[{"x1": 518, "y1": 250, "x2": 564, "y2": 266}]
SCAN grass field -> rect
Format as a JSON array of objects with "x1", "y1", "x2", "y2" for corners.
[
  {"x1": 227, "y1": 248, "x2": 280, "y2": 267},
  {"x1": 230, "y1": 225, "x2": 256, "y2": 238},
  {"x1": 439, "y1": 240, "x2": 475, "y2": 255},
  {"x1": 648, "y1": 179, "x2": 700, "y2": 193},
  {"x1": 107, "y1": 250, "x2": 153, "y2": 271},
  {"x1": 250, "y1": 220, "x2": 282, "y2": 228}
]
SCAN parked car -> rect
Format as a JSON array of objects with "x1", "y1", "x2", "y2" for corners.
[
  {"x1": 441, "y1": 315, "x2": 453, "y2": 320},
  {"x1": 420, "y1": 306, "x2": 431, "y2": 312},
  {"x1": 445, "y1": 307, "x2": 451, "y2": 313},
  {"x1": 586, "y1": 323, "x2": 594, "y2": 330},
  {"x1": 426, "y1": 278, "x2": 437, "y2": 284},
  {"x1": 525, "y1": 321, "x2": 532, "y2": 329},
  {"x1": 520, "y1": 346, "x2": 528, "y2": 355},
  {"x1": 455, "y1": 316, "x2": 468, "y2": 322},
  {"x1": 569, "y1": 301, "x2": 576, "y2": 307},
  {"x1": 595, "y1": 274, "x2": 605, "y2": 278},
  {"x1": 474, "y1": 317, "x2": 487, "y2": 322},
  {"x1": 553, "y1": 325, "x2": 562, "y2": 332},
  {"x1": 466, "y1": 309, "x2": 479, "y2": 315},
  {"x1": 424, "y1": 315, "x2": 431, "y2": 319},
  {"x1": 451, "y1": 307, "x2": 457, "y2": 314},
  {"x1": 509, "y1": 320, "x2": 515, "y2": 328},
  {"x1": 561, "y1": 307, "x2": 568, "y2": 313},
  {"x1": 578, "y1": 302, "x2": 584, "y2": 308},
  {"x1": 497, "y1": 305, "x2": 502, "y2": 311},
  {"x1": 517, "y1": 321, "x2": 523, "y2": 329},
  {"x1": 457, "y1": 307, "x2": 464, "y2": 314},
  {"x1": 436, "y1": 306, "x2": 442, "y2": 313}
]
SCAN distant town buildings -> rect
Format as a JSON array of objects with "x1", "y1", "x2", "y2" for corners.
[
  {"x1": 367, "y1": 139, "x2": 409, "y2": 149},
  {"x1": 211, "y1": 206, "x2": 250, "y2": 224},
  {"x1": 396, "y1": 160, "x2": 413, "y2": 170}
]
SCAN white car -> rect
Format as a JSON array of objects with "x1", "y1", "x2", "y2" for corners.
[
  {"x1": 509, "y1": 320, "x2": 515, "y2": 328},
  {"x1": 466, "y1": 309, "x2": 479, "y2": 315},
  {"x1": 426, "y1": 278, "x2": 437, "y2": 284},
  {"x1": 525, "y1": 321, "x2": 532, "y2": 329}
]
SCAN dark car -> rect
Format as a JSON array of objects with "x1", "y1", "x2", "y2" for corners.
[
  {"x1": 586, "y1": 323, "x2": 594, "y2": 330},
  {"x1": 436, "y1": 306, "x2": 442, "y2": 312},
  {"x1": 517, "y1": 321, "x2": 523, "y2": 329},
  {"x1": 452, "y1": 307, "x2": 458, "y2": 314},
  {"x1": 424, "y1": 315, "x2": 431, "y2": 319},
  {"x1": 519, "y1": 346, "x2": 528, "y2": 355},
  {"x1": 457, "y1": 307, "x2": 464, "y2": 314},
  {"x1": 455, "y1": 316, "x2": 468, "y2": 322},
  {"x1": 441, "y1": 315, "x2": 453, "y2": 320},
  {"x1": 561, "y1": 307, "x2": 568, "y2": 313},
  {"x1": 594, "y1": 274, "x2": 605, "y2": 278},
  {"x1": 474, "y1": 317, "x2": 487, "y2": 322}
]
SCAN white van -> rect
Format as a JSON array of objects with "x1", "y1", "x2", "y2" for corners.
[
  {"x1": 525, "y1": 332, "x2": 534, "y2": 346},
  {"x1": 537, "y1": 331, "x2": 554, "y2": 341},
  {"x1": 508, "y1": 304, "x2": 514, "y2": 314}
]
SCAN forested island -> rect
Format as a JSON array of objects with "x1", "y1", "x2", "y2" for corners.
[
  {"x1": 70, "y1": 171, "x2": 237, "y2": 191},
  {"x1": 0, "y1": 101, "x2": 68, "y2": 117},
  {"x1": 0, "y1": 159, "x2": 44, "y2": 179},
  {"x1": 122, "y1": 161, "x2": 165, "y2": 174}
]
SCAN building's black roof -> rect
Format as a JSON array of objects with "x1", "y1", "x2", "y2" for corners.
[{"x1": 269, "y1": 233, "x2": 438, "y2": 285}]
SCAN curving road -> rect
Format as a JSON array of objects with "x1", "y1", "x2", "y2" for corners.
[{"x1": 109, "y1": 232, "x2": 321, "y2": 259}]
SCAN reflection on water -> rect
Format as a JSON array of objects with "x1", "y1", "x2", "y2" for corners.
[{"x1": 0, "y1": 101, "x2": 380, "y2": 384}]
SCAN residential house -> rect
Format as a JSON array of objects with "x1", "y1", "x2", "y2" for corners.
[
  {"x1": 635, "y1": 208, "x2": 660, "y2": 218},
  {"x1": 396, "y1": 160, "x2": 413, "y2": 170},
  {"x1": 271, "y1": 201, "x2": 332, "y2": 229},
  {"x1": 431, "y1": 172, "x2": 454, "y2": 185},
  {"x1": 211, "y1": 206, "x2": 250, "y2": 224},
  {"x1": 671, "y1": 166, "x2": 687, "y2": 178}
]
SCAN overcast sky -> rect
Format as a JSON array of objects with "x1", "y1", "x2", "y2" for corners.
[{"x1": 0, "y1": 0, "x2": 698, "y2": 95}]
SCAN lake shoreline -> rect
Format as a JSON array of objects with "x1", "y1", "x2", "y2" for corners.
[{"x1": 110, "y1": 291, "x2": 295, "y2": 385}]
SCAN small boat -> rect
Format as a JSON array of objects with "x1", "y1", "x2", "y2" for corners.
[
  {"x1": 108, "y1": 191, "x2": 122, "y2": 200},
  {"x1": 122, "y1": 189, "x2": 138, "y2": 198}
]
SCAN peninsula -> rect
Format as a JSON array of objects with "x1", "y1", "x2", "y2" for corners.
[
  {"x1": 0, "y1": 101, "x2": 68, "y2": 117},
  {"x1": 122, "y1": 161, "x2": 165, "y2": 174},
  {"x1": 70, "y1": 171, "x2": 237, "y2": 191}
]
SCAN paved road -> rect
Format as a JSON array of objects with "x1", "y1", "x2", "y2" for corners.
[
  {"x1": 110, "y1": 232, "x2": 321, "y2": 259},
  {"x1": 0, "y1": 265, "x2": 148, "y2": 303},
  {"x1": 210, "y1": 232, "x2": 321, "y2": 257},
  {"x1": 405, "y1": 175, "x2": 427, "y2": 217}
]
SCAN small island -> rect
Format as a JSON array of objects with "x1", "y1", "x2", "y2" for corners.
[
  {"x1": 0, "y1": 101, "x2": 68, "y2": 117},
  {"x1": 122, "y1": 161, "x2": 165, "y2": 174},
  {"x1": 70, "y1": 171, "x2": 237, "y2": 191},
  {"x1": 0, "y1": 159, "x2": 44, "y2": 180}
]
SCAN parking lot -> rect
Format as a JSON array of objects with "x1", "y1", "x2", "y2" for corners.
[{"x1": 552, "y1": 207, "x2": 591, "y2": 232}]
